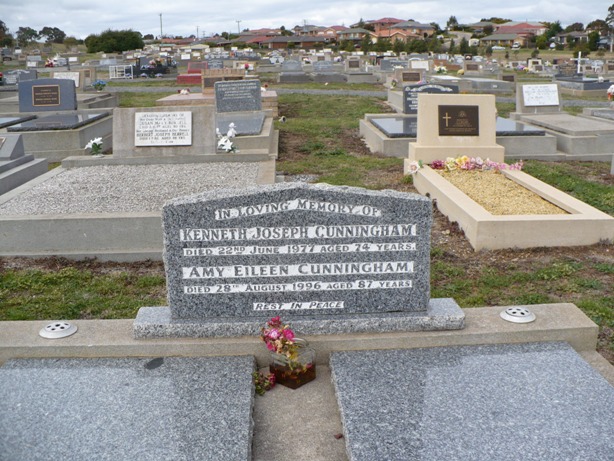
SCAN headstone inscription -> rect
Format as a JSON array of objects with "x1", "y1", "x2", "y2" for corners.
[
  {"x1": 281, "y1": 60, "x2": 302, "y2": 71},
  {"x1": 134, "y1": 111, "x2": 192, "y2": 146},
  {"x1": 162, "y1": 183, "x2": 432, "y2": 319},
  {"x1": 516, "y1": 83, "x2": 561, "y2": 114},
  {"x1": 18, "y1": 78, "x2": 77, "y2": 112},
  {"x1": 208, "y1": 59, "x2": 224, "y2": 69},
  {"x1": 313, "y1": 60, "x2": 334, "y2": 72},
  {"x1": 214, "y1": 79, "x2": 262, "y2": 113},
  {"x1": 403, "y1": 84, "x2": 459, "y2": 114}
]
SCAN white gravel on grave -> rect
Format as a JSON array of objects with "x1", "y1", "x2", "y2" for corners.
[{"x1": 0, "y1": 163, "x2": 260, "y2": 216}]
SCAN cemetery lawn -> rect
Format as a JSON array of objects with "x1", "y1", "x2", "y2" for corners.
[{"x1": 0, "y1": 93, "x2": 612, "y2": 365}]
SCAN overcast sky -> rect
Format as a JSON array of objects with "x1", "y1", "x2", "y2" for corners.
[{"x1": 2, "y1": 0, "x2": 610, "y2": 40}]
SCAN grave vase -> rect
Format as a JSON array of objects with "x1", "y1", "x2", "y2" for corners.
[{"x1": 269, "y1": 338, "x2": 316, "y2": 389}]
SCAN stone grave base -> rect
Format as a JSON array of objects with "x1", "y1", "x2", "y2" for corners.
[
  {"x1": 331, "y1": 342, "x2": 614, "y2": 461},
  {"x1": 345, "y1": 72, "x2": 379, "y2": 84},
  {"x1": 409, "y1": 165, "x2": 614, "y2": 250},
  {"x1": 132, "y1": 299, "x2": 465, "y2": 339},
  {"x1": 359, "y1": 114, "x2": 559, "y2": 160},
  {"x1": 0, "y1": 110, "x2": 113, "y2": 162},
  {"x1": 0, "y1": 356, "x2": 255, "y2": 461},
  {"x1": 156, "y1": 90, "x2": 279, "y2": 117},
  {"x1": 510, "y1": 112, "x2": 614, "y2": 161},
  {"x1": 0, "y1": 159, "x2": 276, "y2": 261},
  {"x1": 278, "y1": 72, "x2": 311, "y2": 83},
  {"x1": 0, "y1": 155, "x2": 48, "y2": 195}
]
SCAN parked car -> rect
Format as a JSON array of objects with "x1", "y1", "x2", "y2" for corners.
[{"x1": 511, "y1": 43, "x2": 521, "y2": 49}]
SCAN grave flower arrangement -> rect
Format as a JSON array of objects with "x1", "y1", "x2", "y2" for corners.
[
  {"x1": 92, "y1": 80, "x2": 107, "y2": 91},
  {"x1": 405, "y1": 160, "x2": 423, "y2": 175},
  {"x1": 430, "y1": 156, "x2": 523, "y2": 172},
  {"x1": 85, "y1": 137, "x2": 103, "y2": 156},
  {"x1": 261, "y1": 316, "x2": 316, "y2": 389},
  {"x1": 435, "y1": 65, "x2": 447, "y2": 74}
]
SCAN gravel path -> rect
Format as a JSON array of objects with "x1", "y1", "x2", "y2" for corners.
[{"x1": 0, "y1": 164, "x2": 259, "y2": 216}]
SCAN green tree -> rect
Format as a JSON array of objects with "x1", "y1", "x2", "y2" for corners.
[
  {"x1": 448, "y1": 39, "x2": 456, "y2": 54},
  {"x1": 15, "y1": 26, "x2": 39, "y2": 47},
  {"x1": 373, "y1": 38, "x2": 390, "y2": 52},
  {"x1": 480, "y1": 17, "x2": 511, "y2": 24},
  {"x1": 588, "y1": 31, "x2": 600, "y2": 51},
  {"x1": 564, "y1": 22, "x2": 584, "y2": 32},
  {"x1": 447, "y1": 16, "x2": 459, "y2": 31},
  {"x1": 535, "y1": 35, "x2": 549, "y2": 49},
  {"x1": 39, "y1": 26, "x2": 66, "y2": 44},
  {"x1": 361, "y1": 34, "x2": 373, "y2": 52},
  {"x1": 85, "y1": 29, "x2": 144, "y2": 53},
  {"x1": 586, "y1": 19, "x2": 608, "y2": 34},
  {"x1": 63, "y1": 36, "x2": 78, "y2": 50},
  {"x1": 459, "y1": 37, "x2": 470, "y2": 54},
  {"x1": 544, "y1": 21, "x2": 563, "y2": 40},
  {"x1": 279, "y1": 26, "x2": 293, "y2": 37},
  {"x1": 392, "y1": 38, "x2": 405, "y2": 54}
]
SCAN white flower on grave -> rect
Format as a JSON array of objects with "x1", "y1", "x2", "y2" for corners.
[
  {"x1": 227, "y1": 123, "x2": 237, "y2": 139},
  {"x1": 85, "y1": 137, "x2": 103, "y2": 155},
  {"x1": 406, "y1": 160, "x2": 422, "y2": 175},
  {"x1": 217, "y1": 136, "x2": 237, "y2": 153}
]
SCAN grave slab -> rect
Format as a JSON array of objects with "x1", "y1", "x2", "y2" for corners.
[
  {"x1": 331, "y1": 342, "x2": 614, "y2": 461},
  {"x1": 0, "y1": 356, "x2": 255, "y2": 461},
  {"x1": 217, "y1": 112, "x2": 265, "y2": 136},
  {"x1": 520, "y1": 113, "x2": 614, "y2": 136}
]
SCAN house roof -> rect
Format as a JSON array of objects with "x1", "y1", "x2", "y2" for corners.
[
  {"x1": 481, "y1": 34, "x2": 520, "y2": 40},
  {"x1": 392, "y1": 21, "x2": 434, "y2": 30},
  {"x1": 337, "y1": 28, "x2": 372, "y2": 34},
  {"x1": 263, "y1": 36, "x2": 327, "y2": 43},
  {"x1": 367, "y1": 17, "x2": 405, "y2": 25}
]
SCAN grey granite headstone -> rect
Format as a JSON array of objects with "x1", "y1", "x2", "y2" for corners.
[
  {"x1": 331, "y1": 342, "x2": 614, "y2": 461},
  {"x1": 135, "y1": 183, "x2": 465, "y2": 337},
  {"x1": 281, "y1": 60, "x2": 302, "y2": 71},
  {"x1": 16, "y1": 69, "x2": 38, "y2": 82},
  {"x1": 313, "y1": 60, "x2": 334, "y2": 72},
  {"x1": 162, "y1": 183, "x2": 432, "y2": 320},
  {"x1": 381, "y1": 60, "x2": 408, "y2": 71},
  {"x1": 0, "y1": 356, "x2": 255, "y2": 461},
  {"x1": 215, "y1": 80, "x2": 262, "y2": 113},
  {"x1": 18, "y1": 78, "x2": 77, "y2": 112},
  {"x1": 403, "y1": 84, "x2": 458, "y2": 114},
  {"x1": 208, "y1": 59, "x2": 224, "y2": 69},
  {"x1": 0, "y1": 134, "x2": 26, "y2": 160}
]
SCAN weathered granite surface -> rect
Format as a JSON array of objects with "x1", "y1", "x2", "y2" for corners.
[
  {"x1": 330, "y1": 342, "x2": 614, "y2": 461},
  {"x1": 162, "y1": 183, "x2": 432, "y2": 320},
  {"x1": 0, "y1": 356, "x2": 255, "y2": 461},
  {"x1": 134, "y1": 298, "x2": 464, "y2": 338}
]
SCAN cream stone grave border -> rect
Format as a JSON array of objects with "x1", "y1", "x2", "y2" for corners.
[{"x1": 407, "y1": 165, "x2": 614, "y2": 250}]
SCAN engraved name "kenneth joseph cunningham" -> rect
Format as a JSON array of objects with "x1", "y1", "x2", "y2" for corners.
[{"x1": 179, "y1": 224, "x2": 417, "y2": 242}]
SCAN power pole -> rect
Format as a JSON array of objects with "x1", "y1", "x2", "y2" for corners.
[
  {"x1": 196, "y1": 26, "x2": 199, "y2": 40},
  {"x1": 236, "y1": 20, "x2": 242, "y2": 35},
  {"x1": 159, "y1": 13, "x2": 163, "y2": 38}
]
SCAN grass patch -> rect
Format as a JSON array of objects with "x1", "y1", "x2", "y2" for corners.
[
  {"x1": 117, "y1": 91, "x2": 173, "y2": 107},
  {"x1": 0, "y1": 267, "x2": 166, "y2": 321},
  {"x1": 523, "y1": 160, "x2": 614, "y2": 215}
]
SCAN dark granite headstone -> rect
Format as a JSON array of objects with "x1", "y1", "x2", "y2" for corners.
[
  {"x1": 348, "y1": 59, "x2": 360, "y2": 69},
  {"x1": 162, "y1": 183, "x2": 432, "y2": 320},
  {"x1": 217, "y1": 112, "x2": 265, "y2": 135},
  {"x1": 502, "y1": 75, "x2": 515, "y2": 82},
  {"x1": 215, "y1": 80, "x2": 262, "y2": 113},
  {"x1": 403, "y1": 84, "x2": 459, "y2": 114},
  {"x1": 438, "y1": 105, "x2": 479, "y2": 136},
  {"x1": 18, "y1": 78, "x2": 77, "y2": 113},
  {"x1": 465, "y1": 63, "x2": 479, "y2": 71}
]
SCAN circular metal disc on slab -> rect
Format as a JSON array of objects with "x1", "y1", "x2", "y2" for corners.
[
  {"x1": 500, "y1": 307, "x2": 536, "y2": 324},
  {"x1": 39, "y1": 321, "x2": 78, "y2": 339}
]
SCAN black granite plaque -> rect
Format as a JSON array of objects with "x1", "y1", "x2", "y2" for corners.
[
  {"x1": 465, "y1": 63, "x2": 479, "y2": 71},
  {"x1": 32, "y1": 85, "x2": 60, "y2": 107},
  {"x1": 502, "y1": 75, "x2": 515, "y2": 82},
  {"x1": 403, "y1": 84, "x2": 458, "y2": 114},
  {"x1": 438, "y1": 105, "x2": 479, "y2": 136},
  {"x1": 348, "y1": 60, "x2": 360, "y2": 68}
]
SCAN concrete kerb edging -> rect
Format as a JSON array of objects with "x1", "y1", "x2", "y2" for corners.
[{"x1": 1, "y1": 303, "x2": 612, "y2": 385}]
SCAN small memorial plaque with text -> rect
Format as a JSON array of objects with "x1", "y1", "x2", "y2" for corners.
[
  {"x1": 522, "y1": 84, "x2": 559, "y2": 107},
  {"x1": 134, "y1": 111, "x2": 192, "y2": 146},
  {"x1": 438, "y1": 105, "x2": 479, "y2": 136},
  {"x1": 32, "y1": 85, "x2": 61, "y2": 107}
]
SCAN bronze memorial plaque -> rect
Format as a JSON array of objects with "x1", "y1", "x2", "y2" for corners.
[
  {"x1": 438, "y1": 105, "x2": 479, "y2": 136},
  {"x1": 32, "y1": 85, "x2": 61, "y2": 107}
]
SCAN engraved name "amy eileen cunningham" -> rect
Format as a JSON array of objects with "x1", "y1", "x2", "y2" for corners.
[{"x1": 180, "y1": 224, "x2": 416, "y2": 242}]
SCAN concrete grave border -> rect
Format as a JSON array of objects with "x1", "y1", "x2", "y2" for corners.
[{"x1": 410, "y1": 165, "x2": 614, "y2": 250}]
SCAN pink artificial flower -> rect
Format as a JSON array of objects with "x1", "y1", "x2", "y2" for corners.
[
  {"x1": 283, "y1": 328, "x2": 295, "y2": 342},
  {"x1": 268, "y1": 329, "x2": 280, "y2": 340},
  {"x1": 265, "y1": 342, "x2": 275, "y2": 351}
]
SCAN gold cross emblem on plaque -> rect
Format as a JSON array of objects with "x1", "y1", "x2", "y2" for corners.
[{"x1": 442, "y1": 112, "x2": 452, "y2": 127}]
